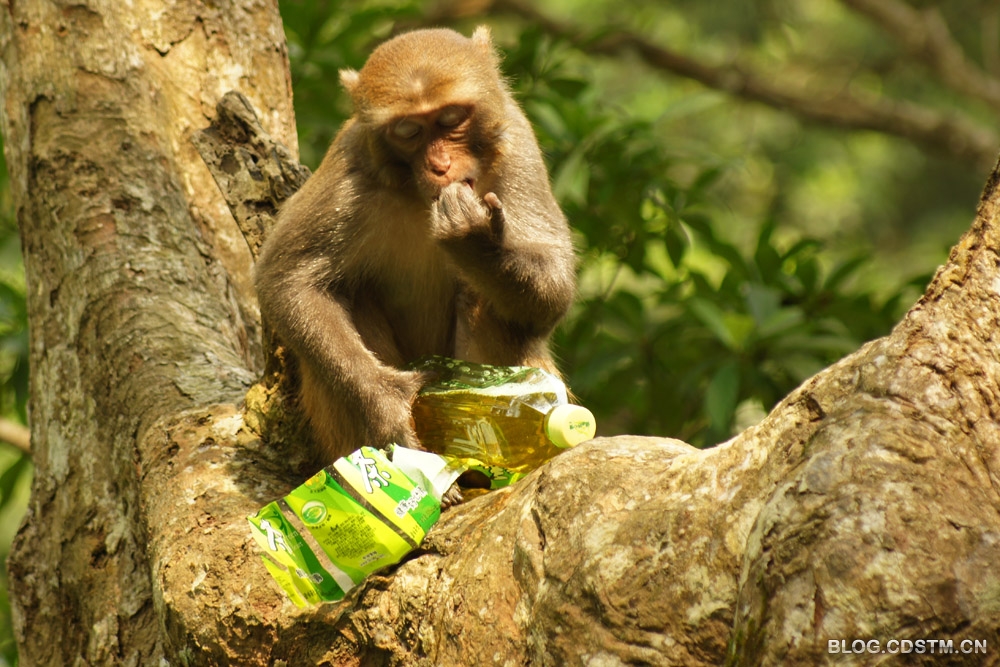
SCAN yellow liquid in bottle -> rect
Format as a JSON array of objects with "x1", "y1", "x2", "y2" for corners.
[
  {"x1": 411, "y1": 390, "x2": 565, "y2": 472},
  {"x1": 407, "y1": 356, "x2": 596, "y2": 474}
]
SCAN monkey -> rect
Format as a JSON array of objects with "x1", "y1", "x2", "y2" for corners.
[{"x1": 254, "y1": 26, "x2": 576, "y2": 473}]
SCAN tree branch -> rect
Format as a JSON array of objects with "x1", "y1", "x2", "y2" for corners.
[
  {"x1": 0, "y1": 418, "x2": 29, "y2": 455},
  {"x1": 173, "y1": 92, "x2": 1000, "y2": 663},
  {"x1": 193, "y1": 91, "x2": 312, "y2": 377},
  {"x1": 479, "y1": 0, "x2": 999, "y2": 170},
  {"x1": 840, "y1": 0, "x2": 1000, "y2": 112},
  {"x1": 192, "y1": 91, "x2": 311, "y2": 262}
]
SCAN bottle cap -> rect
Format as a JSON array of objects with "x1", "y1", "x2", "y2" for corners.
[{"x1": 545, "y1": 404, "x2": 597, "y2": 448}]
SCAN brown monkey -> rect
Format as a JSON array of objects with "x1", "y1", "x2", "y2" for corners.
[{"x1": 254, "y1": 26, "x2": 576, "y2": 466}]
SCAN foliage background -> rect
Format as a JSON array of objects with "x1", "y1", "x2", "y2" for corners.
[
  {"x1": 279, "y1": 0, "x2": 988, "y2": 444},
  {"x1": 0, "y1": 0, "x2": 994, "y2": 662}
]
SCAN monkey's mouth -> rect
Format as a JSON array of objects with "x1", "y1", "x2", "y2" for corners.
[{"x1": 429, "y1": 178, "x2": 476, "y2": 202}]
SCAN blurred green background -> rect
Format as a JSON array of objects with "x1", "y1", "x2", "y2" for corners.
[{"x1": 0, "y1": 0, "x2": 995, "y2": 662}]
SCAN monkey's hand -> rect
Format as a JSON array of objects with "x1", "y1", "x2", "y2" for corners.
[
  {"x1": 372, "y1": 367, "x2": 427, "y2": 452},
  {"x1": 431, "y1": 181, "x2": 505, "y2": 244},
  {"x1": 381, "y1": 368, "x2": 465, "y2": 509}
]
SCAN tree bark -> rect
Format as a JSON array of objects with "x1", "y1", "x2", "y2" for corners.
[
  {"x1": 3, "y1": 1, "x2": 1000, "y2": 666},
  {"x1": 0, "y1": 0, "x2": 296, "y2": 663}
]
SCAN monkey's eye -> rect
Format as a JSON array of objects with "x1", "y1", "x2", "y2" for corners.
[
  {"x1": 392, "y1": 119, "x2": 422, "y2": 140},
  {"x1": 437, "y1": 106, "x2": 468, "y2": 128}
]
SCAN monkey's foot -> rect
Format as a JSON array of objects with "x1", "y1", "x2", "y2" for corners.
[{"x1": 440, "y1": 483, "x2": 464, "y2": 509}]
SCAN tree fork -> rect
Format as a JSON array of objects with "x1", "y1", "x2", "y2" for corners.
[{"x1": 2, "y1": 1, "x2": 999, "y2": 665}]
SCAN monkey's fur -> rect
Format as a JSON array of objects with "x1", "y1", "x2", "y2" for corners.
[{"x1": 255, "y1": 27, "x2": 576, "y2": 465}]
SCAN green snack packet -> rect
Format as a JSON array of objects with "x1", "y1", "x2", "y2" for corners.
[{"x1": 247, "y1": 446, "x2": 464, "y2": 607}]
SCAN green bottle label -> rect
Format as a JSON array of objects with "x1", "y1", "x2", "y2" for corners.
[{"x1": 411, "y1": 355, "x2": 563, "y2": 397}]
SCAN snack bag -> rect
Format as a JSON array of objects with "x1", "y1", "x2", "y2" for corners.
[{"x1": 247, "y1": 446, "x2": 463, "y2": 607}]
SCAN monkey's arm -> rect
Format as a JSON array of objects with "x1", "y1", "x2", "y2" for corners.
[
  {"x1": 254, "y1": 236, "x2": 424, "y2": 453},
  {"x1": 432, "y1": 181, "x2": 575, "y2": 336}
]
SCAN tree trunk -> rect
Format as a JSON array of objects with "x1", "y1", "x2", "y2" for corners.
[
  {"x1": 3, "y1": 2, "x2": 1000, "y2": 665},
  {"x1": 0, "y1": 0, "x2": 296, "y2": 663}
]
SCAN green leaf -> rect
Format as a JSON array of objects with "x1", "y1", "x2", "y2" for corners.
[
  {"x1": 552, "y1": 147, "x2": 590, "y2": 206},
  {"x1": 757, "y1": 306, "x2": 807, "y2": 339},
  {"x1": 781, "y1": 238, "x2": 821, "y2": 261},
  {"x1": 689, "y1": 299, "x2": 754, "y2": 351},
  {"x1": 664, "y1": 225, "x2": 689, "y2": 268},
  {"x1": 689, "y1": 166, "x2": 723, "y2": 194},
  {"x1": 526, "y1": 100, "x2": 569, "y2": 142},
  {"x1": 743, "y1": 283, "x2": 782, "y2": 328},
  {"x1": 0, "y1": 454, "x2": 27, "y2": 508},
  {"x1": 704, "y1": 237, "x2": 750, "y2": 281},
  {"x1": 823, "y1": 254, "x2": 870, "y2": 293},
  {"x1": 754, "y1": 221, "x2": 781, "y2": 282},
  {"x1": 791, "y1": 254, "x2": 819, "y2": 295},
  {"x1": 705, "y1": 362, "x2": 740, "y2": 434},
  {"x1": 548, "y1": 77, "x2": 589, "y2": 99},
  {"x1": 680, "y1": 212, "x2": 713, "y2": 236}
]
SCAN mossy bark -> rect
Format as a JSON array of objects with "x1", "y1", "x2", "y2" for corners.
[{"x1": 2, "y1": 1, "x2": 999, "y2": 664}]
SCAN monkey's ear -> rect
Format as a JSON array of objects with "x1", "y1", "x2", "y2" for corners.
[
  {"x1": 472, "y1": 25, "x2": 493, "y2": 49},
  {"x1": 340, "y1": 68, "x2": 361, "y2": 94},
  {"x1": 472, "y1": 25, "x2": 501, "y2": 66}
]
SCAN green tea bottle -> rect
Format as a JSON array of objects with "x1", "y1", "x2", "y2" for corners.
[{"x1": 408, "y1": 356, "x2": 596, "y2": 474}]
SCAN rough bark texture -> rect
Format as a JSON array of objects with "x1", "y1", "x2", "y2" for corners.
[
  {"x1": 3, "y1": 1, "x2": 1000, "y2": 665},
  {"x1": 192, "y1": 91, "x2": 310, "y2": 263},
  {"x1": 0, "y1": 0, "x2": 296, "y2": 664},
  {"x1": 193, "y1": 91, "x2": 310, "y2": 378}
]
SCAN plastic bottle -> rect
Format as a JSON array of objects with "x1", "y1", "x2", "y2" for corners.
[{"x1": 408, "y1": 356, "x2": 596, "y2": 474}]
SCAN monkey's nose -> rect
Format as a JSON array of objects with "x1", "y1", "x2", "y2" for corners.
[{"x1": 428, "y1": 153, "x2": 451, "y2": 175}]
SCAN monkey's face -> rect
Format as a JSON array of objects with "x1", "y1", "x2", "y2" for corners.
[
  {"x1": 381, "y1": 104, "x2": 484, "y2": 202},
  {"x1": 341, "y1": 27, "x2": 508, "y2": 203}
]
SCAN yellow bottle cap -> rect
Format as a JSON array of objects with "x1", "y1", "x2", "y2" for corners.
[{"x1": 545, "y1": 404, "x2": 597, "y2": 448}]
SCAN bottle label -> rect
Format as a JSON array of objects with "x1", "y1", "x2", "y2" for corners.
[{"x1": 414, "y1": 355, "x2": 569, "y2": 406}]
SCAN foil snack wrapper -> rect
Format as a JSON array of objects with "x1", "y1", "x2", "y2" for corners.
[{"x1": 247, "y1": 445, "x2": 465, "y2": 607}]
